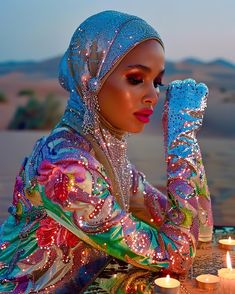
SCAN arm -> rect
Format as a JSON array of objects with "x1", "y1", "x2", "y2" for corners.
[
  {"x1": 129, "y1": 166, "x2": 197, "y2": 237},
  {"x1": 129, "y1": 79, "x2": 213, "y2": 243},
  {"x1": 36, "y1": 151, "x2": 195, "y2": 274},
  {"x1": 129, "y1": 167, "x2": 169, "y2": 228},
  {"x1": 163, "y1": 79, "x2": 213, "y2": 242}
]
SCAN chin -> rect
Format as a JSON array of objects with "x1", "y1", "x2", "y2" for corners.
[{"x1": 128, "y1": 125, "x2": 145, "y2": 134}]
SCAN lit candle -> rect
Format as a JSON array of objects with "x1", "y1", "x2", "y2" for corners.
[
  {"x1": 154, "y1": 274, "x2": 180, "y2": 294},
  {"x1": 219, "y1": 236, "x2": 235, "y2": 251},
  {"x1": 218, "y1": 251, "x2": 235, "y2": 293},
  {"x1": 196, "y1": 274, "x2": 220, "y2": 290}
]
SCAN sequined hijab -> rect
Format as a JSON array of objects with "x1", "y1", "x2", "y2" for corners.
[
  {"x1": 59, "y1": 10, "x2": 163, "y2": 129},
  {"x1": 58, "y1": 10, "x2": 164, "y2": 210}
]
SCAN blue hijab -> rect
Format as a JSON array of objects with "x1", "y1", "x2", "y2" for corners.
[{"x1": 58, "y1": 10, "x2": 164, "y2": 132}]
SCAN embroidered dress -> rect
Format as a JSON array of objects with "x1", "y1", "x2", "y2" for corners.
[{"x1": 0, "y1": 11, "x2": 212, "y2": 293}]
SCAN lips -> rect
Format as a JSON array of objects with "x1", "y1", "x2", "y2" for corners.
[{"x1": 134, "y1": 108, "x2": 153, "y2": 123}]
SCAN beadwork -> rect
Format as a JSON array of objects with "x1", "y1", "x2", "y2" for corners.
[{"x1": 0, "y1": 10, "x2": 212, "y2": 293}]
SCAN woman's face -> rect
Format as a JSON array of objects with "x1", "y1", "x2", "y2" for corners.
[{"x1": 98, "y1": 39, "x2": 165, "y2": 133}]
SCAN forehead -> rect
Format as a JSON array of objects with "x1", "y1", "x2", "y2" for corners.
[{"x1": 117, "y1": 39, "x2": 165, "y2": 69}]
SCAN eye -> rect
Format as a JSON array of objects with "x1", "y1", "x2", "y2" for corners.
[
  {"x1": 153, "y1": 80, "x2": 164, "y2": 89},
  {"x1": 126, "y1": 74, "x2": 143, "y2": 85}
]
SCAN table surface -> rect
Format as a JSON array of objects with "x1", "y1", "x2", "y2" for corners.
[{"x1": 84, "y1": 226, "x2": 235, "y2": 294}]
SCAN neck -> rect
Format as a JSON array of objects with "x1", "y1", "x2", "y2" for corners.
[{"x1": 98, "y1": 112, "x2": 126, "y2": 140}]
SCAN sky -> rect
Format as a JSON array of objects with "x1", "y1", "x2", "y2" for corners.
[{"x1": 1, "y1": 0, "x2": 235, "y2": 63}]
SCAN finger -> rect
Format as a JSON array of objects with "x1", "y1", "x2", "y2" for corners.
[
  {"x1": 181, "y1": 79, "x2": 197, "y2": 100},
  {"x1": 167, "y1": 80, "x2": 182, "y2": 93},
  {"x1": 182, "y1": 79, "x2": 196, "y2": 89},
  {"x1": 196, "y1": 82, "x2": 209, "y2": 97}
]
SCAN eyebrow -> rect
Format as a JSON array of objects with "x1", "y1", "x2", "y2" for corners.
[
  {"x1": 127, "y1": 64, "x2": 151, "y2": 72},
  {"x1": 127, "y1": 64, "x2": 165, "y2": 76}
]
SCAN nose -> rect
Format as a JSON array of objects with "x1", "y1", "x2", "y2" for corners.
[{"x1": 142, "y1": 85, "x2": 159, "y2": 107}]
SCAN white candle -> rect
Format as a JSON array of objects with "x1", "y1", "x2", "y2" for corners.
[
  {"x1": 218, "y1": 251, "x2": 235, "y2": 293},
  {"x1": 154, "y1": 275, "x2": 180, "y2": 294},
  {"x1": 219, "y1": 237, "x2": 235, "y2": 251},
  {"x1": 196, "y1": 274, "x2": 220, "y2": 290}
]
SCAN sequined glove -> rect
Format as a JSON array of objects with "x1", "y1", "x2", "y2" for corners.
[{"x1": 163, "y1": 79, "x2": 213, "y2": 242}]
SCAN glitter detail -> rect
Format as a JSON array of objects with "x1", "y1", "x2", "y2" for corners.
[
  {"x1": 58, "y1": 10, "x2": 163, "y2": 211},
  {"x1": 163, "y1": 79, "x2": 213, "y2": 239},
  {"x1": 94, "y1": 126, "x2": 131, "y2": 211},
  {"x1": 0, "y1": 11, "x2": 212, "y2": 293}
]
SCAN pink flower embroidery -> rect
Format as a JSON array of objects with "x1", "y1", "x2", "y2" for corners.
[
  {"x1": 37, "y1": 160, "x2": 86, "y2": 205},
  {"x1": 36, "y1": 216, "x2": 79, "y2": 248}
]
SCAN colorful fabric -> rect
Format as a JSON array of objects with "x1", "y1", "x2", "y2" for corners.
[
  {"x1": 0, "y1": 10, "x2": 212, "y2": 293},
  {"x1": 163, "y1": 79, "x2": 213, "y2": 241},
  {"x1": 0, "y1": 126, "x2": 195, "y2": 293}
]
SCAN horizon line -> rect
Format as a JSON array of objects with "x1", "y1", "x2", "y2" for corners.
[{"x1": 0, "y1": 55, "x2": 235, "y2": 66}]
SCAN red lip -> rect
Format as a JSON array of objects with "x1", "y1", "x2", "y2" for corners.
[{"x1": 134, "y1": 108, "x2": 153, "y2": 123}]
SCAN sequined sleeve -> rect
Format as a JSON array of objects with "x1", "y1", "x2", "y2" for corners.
[
  {"x1": 129, "y1": 167, "x2": 169, "y2": 227},
  {"x1": 34, "y1": 134, "x2": 195, "y2": 274},
  {"x1": 163, "y1": 79, "x2": 213, "y2": 241},
  {"x1": 130, "y1": 80, "x2": 213, "y2": 244}
]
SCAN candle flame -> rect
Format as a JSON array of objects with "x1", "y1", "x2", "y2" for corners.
[
  {"x1": 226, "y1": 251, "x2": 233, "y2": 271},
  {"x1": 228, "y1": 236, "x2": 231, "y2": 243},
  {"x1": 166, "y1": 275, "x2": 170, "y2": 283}
]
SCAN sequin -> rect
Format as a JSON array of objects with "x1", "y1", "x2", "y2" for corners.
[
  {"x1": 0, "y1": 10, "x2": 212, "y2": 293},
  {"x1": 163, "y1": 79, "x2": 213, "y2": 238}
]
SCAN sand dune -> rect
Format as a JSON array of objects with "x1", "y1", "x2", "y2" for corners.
[
  {"x1": 1, "y1": 59, "x2": 235, "y2": 137},
  {"x1": 0, "y1": 73, "x2": 68, "y2": 129}
]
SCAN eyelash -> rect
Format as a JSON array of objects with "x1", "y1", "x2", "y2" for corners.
[
  {"x1": 127, "y1": 76, "x2": 164, "y2": 89},
  {"x1": 154, "y1": 81, "x2": 164, "y2": 89}
]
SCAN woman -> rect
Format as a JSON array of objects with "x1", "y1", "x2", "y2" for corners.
[{"x1": 0, "y1": 10, "x2": 213, "y2": 293}]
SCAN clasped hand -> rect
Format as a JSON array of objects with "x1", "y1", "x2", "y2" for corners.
[{"x1": 163, "y1": 78, "x2": 209, "y2": 144}]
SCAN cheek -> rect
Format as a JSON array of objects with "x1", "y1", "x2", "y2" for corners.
[
  {"x1": 99, "y1": 78, "x2": 134, "y2": 113},
  {"x1": 113, "y1": 90, "x2": 137, "y2": 116}
]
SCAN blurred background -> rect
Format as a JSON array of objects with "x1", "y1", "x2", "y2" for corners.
[{"x1": 0, "y1": 0, "x2": 234, "y2": 225}]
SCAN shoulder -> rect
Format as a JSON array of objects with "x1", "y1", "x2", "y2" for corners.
[{"x1": 25, "y1": 126, "x2": 107, "y2": 182}]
